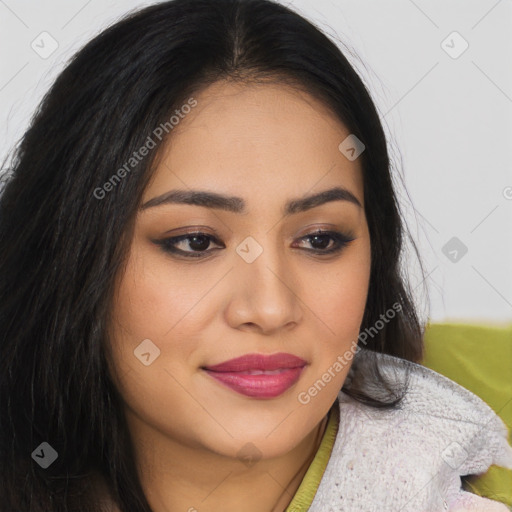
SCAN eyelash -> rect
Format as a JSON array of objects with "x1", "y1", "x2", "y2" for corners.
[{"x1": 153, "y1": 230, "x2": 355, "y2": 259}]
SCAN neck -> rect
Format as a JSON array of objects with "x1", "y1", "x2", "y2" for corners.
[{"x1": 124, "y1": 407, "x2": 331, "y2": 512}]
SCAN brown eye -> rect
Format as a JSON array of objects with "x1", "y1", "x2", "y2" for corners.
[
  {"x1": 183, "y1": 234, "x2": 212, "y2": 251},
  {"x1": 307, "y1": 233, "x2": 333, "y2": 250},
  {"x1": 293, "y1": 230, "x2": 355, "y2": 255},
  {"x1": 154, "y1": 232, "x2": 225, "y2": 258}
]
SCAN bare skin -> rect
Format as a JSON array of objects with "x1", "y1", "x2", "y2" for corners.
[{"x1": 106, "y1": 80, "x2": 371, "y2": 512}]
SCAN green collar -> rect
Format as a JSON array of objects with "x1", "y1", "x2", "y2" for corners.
[{"x1": 284, "y1": 401, "x2": 340, "y2": 512}]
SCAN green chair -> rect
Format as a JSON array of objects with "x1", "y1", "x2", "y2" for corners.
[{"x1": 421, "y1": 322, "x2": 512, "y2": 508}]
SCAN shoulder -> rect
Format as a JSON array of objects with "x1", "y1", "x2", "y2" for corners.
[
  {"x1": 309, "y1": 352, "x2": 512, "y2": 512},
  {"x1": 368, "y1": 351, "x2": 509, "y2": 440}
]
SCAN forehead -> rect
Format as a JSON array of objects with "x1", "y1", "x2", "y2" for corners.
[{"x1": 144, "y1": 81, "x2": 364, "y2": 208}]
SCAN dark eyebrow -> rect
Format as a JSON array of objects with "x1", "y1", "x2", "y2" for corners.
[
  {"x1": 285, "y1": 187, "x2": 362, "y2": 214},
  {"x1": 140, "y1": 186, "x2": 362, "y2": 214}
]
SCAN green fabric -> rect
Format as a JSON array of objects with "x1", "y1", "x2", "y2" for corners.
[
  {"x1": 421, "y1": 322, "x2": 512, "y2": 507},
  {"x1": 282, "y1": 322, "x2": 512, "y2": 511},
  {"x1": 284, "y1": 401, "x2": 339, "y2": 512}
]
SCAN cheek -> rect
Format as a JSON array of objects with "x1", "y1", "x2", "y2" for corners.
[
  {"x1": 110, "y1": 243, "x2": 216, "y2": 351},
  {"x1": 107, "y1": 246, "x2": 200, "y2": 396},
  {"x1": 300, "y1": 238, "x2": 371, "y2": 394},
  {"x1": 106, "y1": 248, "x2": 211, "y2": 439},
  {"x1": 309, "y1": 240, "x2": 371, "y2": 337}
]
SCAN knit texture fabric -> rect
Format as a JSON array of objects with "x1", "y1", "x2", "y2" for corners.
[{"x1": 306, "y1": 352, "x2": 512, "y2": 512}]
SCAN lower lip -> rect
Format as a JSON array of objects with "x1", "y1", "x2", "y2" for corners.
[{"x1": 203, "y1": 366, "x2": 305, "y2": 398}]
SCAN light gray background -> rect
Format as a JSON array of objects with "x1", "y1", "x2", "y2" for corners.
[{"x1": 1, "y1": 0, "x2": 511, "y2": 324}]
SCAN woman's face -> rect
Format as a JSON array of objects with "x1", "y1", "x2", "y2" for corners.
[{"x1": 108, "y1": 80, "x2": 371, "y2": 463}]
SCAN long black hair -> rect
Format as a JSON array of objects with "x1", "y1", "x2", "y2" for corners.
[{"x1": 0, "y1": 0, "x2": 425, "y2": 510}]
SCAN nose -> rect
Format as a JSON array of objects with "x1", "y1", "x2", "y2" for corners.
[{"x1": 224, "y1": 240, "x2": 303, "y2": 335}]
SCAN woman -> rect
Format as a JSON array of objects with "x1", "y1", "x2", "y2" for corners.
[{"x1": 0, "y1": 1, "x2": 510, "y2": 511}]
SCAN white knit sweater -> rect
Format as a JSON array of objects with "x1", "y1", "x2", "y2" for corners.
[{"x1": 306, "y1": 353, "x2": 512, "y2": 512}]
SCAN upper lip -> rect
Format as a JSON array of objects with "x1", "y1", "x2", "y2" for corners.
[{"x1": 203, "y1": 353, "x2": 307, "y2": 372}]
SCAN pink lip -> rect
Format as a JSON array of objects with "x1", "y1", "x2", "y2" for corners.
[{"x1": 202, "y1": 353, "x2": 307, "y2": 399}]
